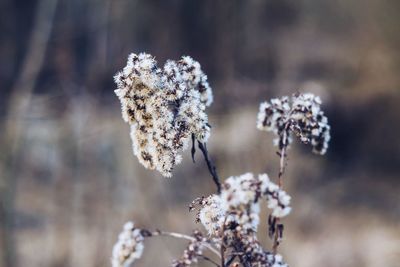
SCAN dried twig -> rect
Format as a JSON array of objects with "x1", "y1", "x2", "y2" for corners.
[
  {"x1": 272, "y1": 122, "x2": 289, "y2": 254},
  {"x1": 191, "y1": 134, "x2": 196, "y2": 163},
  {"x1": 198, "y1": 141, "x2": 222, "y2": 194},
  {"x1": 151, "y1": 230, "x2": 221, "y2": 258},
  {"x1": 198, "y1": 255, "x2": 221, "y2": 267},
  {"x1": 225, "y1": 255, "x2": 237, "y2": 267}
]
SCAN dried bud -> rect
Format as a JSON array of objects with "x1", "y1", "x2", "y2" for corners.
[
  {"x1": 257, "y1": 93, "x2": 331, "y2": 155},
  {"x1": 197, "y1": 173, "x2": 291, "y2": 238},
  {"x1": 111, "y1": 222, "x2": 145, "y2": 267},
  {"x1": 197, "y1": 195, "x2": 225, "y2": 236}
]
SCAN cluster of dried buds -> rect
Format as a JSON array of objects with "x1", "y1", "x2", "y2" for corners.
[
  {"x1": 257, "y1": 93, "x2": 331, "y2": 155},
  {"x1": 114, "y1": 53, "x2": 213, "y2": 177},
  {"x1": 195, "y1": 173, "x2": 291, "y2": 235},
  {"x1": 172, "y1": 230, "x2": 206, "y2": 267},
  {"x1": 192, "y1": 173, "x2": 290, "y2": 267}
]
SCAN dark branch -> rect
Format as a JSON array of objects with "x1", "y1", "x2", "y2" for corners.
[
  {"x1": 239, "y1": 256, "x2": 252, "y2": 267},
  {"x1": 191, "y1": 134, "x2": 196, "y2": 163},
  {"x1": 199, "y1": 255, "x2": 221, "y2": 267},
  {"x1": 198, "y1": 141, "x2": 222, "y2": 194},
  {"x1": 225, "y1": 255, "x2": 236, "y2": 267}
]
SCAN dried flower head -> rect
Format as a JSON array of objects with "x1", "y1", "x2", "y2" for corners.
[
  {"x1": 114, "y1": 53, "x2": 213, "y2": 177},
  {"x1": 257, "y1": 93, "x2": 331, "y2": 155},
  {"x1": 111, "y1": 222, "x2": 145, "y2": 267},
  {"x1": 196, "y1": 173, "x2": 291, "y2": 238},
  {"x1": 197, "y1": 195, "x2": 225, "y2": 236}
]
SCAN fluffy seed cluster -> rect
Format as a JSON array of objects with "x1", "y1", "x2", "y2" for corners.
[
  {"x1": 222, "y1": 173, "x2": 291, "y2": 224},
  {"x1": 196, "y1": 173, "x2": 291, "y2": 236},
  {"x1": 172, "y1": 231, "x2": 206, "y2": 267},
  {"x1": 196, "y1": 195, "x2": 225, "y2": 236},
  {"x1": 114, "y1": 53, "x2": 213, "y2": 177},
  {"x1": 193, "y1": 173, "x2": 290, "y2": 266},
  {"x1": 257, "y1": 93, "x2": 331, "y2": 154},
  {"x1": 111, "y1": 222, "x2": 145, "y2": 267}
]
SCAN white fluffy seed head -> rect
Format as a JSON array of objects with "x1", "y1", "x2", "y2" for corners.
[
  {"x1": 197, "y1": 173, "x2": 291, "y2": 238},
  {"x1": 257, "y1": 93, "x2": 331, "y2": 155},
  {"x1": 111, "y1": 222, "x2": 144, "y2": 267},
  {"x1": 114, "y1": 53, "x2": 213, "y2": 177},
  {"x1": 198, "y1": 195, "x2": 225, "y2": 236}
]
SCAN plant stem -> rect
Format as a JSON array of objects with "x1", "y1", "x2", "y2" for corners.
[
  {"x1": 198, "y1": 141, "x2": 222, "y2": 194},
  {"x1": 272, "y1": 125, "x2": 289, "y2": 254},
  {"x1": 225, "y1": 255, "x2": 237, "y2": 266},
  {"x1": 191, "y1": 134, "x2": 196, "y2": 163},
  {"x1": 199, "y1": 255, "x2": 221, "y2": 267},
  {"x1": 221, "y1": 244, "x2": 225, "y2": 267},
  {"x1": 272, "y1": 226, "x2": 280, "y2": 254},
  {"x1": 151, "y1": 230, "x2": 221, "y2": 258},
  {"x1": 278, "y1": 127, "x2": 288, "y2": 187}
]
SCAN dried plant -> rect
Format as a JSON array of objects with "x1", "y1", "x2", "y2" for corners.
[{"x1": 111, "y1": 53, "x2": 331, "y2": 267}]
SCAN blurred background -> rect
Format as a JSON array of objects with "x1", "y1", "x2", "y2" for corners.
[{"x1": 1, "y1": 0, "x2": 399, "y2": 266}]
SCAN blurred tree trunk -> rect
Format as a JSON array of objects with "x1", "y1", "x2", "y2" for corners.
[{"x1": 0, "y1": 0, "x2": 58, "y2": 266}]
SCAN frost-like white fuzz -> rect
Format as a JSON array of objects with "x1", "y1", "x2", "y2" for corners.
[
  {"x1": 198, "y1": 195, "x2": 225, "y2": 236},
  {"x1": 111, "y1": 222, "x2": 144, "y2": 267},
  {"x1": 257, "y1": 93, "x2": 331, "y2": 155},
  {"x1": 178, "y1": 56, "x2": 213, "y2": 106},
  {"x1": 197, "y1": 173, "x2": 291, "y2": 238},
  {"x1": 221, "y1": 173, "x2": 291, "y2": 223},
  {"x1": 114, "y1": 53, "x2": 213, "y2": 177},
  {"x1": 195, "y1": 172, "x2": 291, "y2": 266}
]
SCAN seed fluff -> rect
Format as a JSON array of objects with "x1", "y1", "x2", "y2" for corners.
[{"x1": 114, "y1": 53, "x2": 213, "y2": 177}]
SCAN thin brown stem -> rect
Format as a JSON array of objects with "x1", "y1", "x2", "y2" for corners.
[
  {"x1": 221, "y1": 244, "x2": 226, "y2": 267},
  {"x1": 220, "y1": 215, "x2": 229, "y2": 267},
  {"x1": 272, "y1": 124, "x2": 289, "y2": 254},
  {"x1": 225, "y1": 255, "x2": 237, "y2": 266},
  {"x1": 199, "y1": 255, "x2": 221, "y2": 267},
  {"x1": 272, "y1": 226, "x2": 280, "y2": 254},
  {"x1": 191, "y1": 134, "x2": 196, "y2": 163},
  {"x1": 278, "y1": 127, "x2": 288, "y2": 187},
  {"x1": 198, "y1": 141, "x2": 222, "y2": 194},
  {"x1": 151, "y1": 230, "x2": 221, "y2": 258}
]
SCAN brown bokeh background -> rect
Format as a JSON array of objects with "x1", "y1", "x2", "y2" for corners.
[{"x1": 1, "y1": 0, "x2": 399, "y2": 266}]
